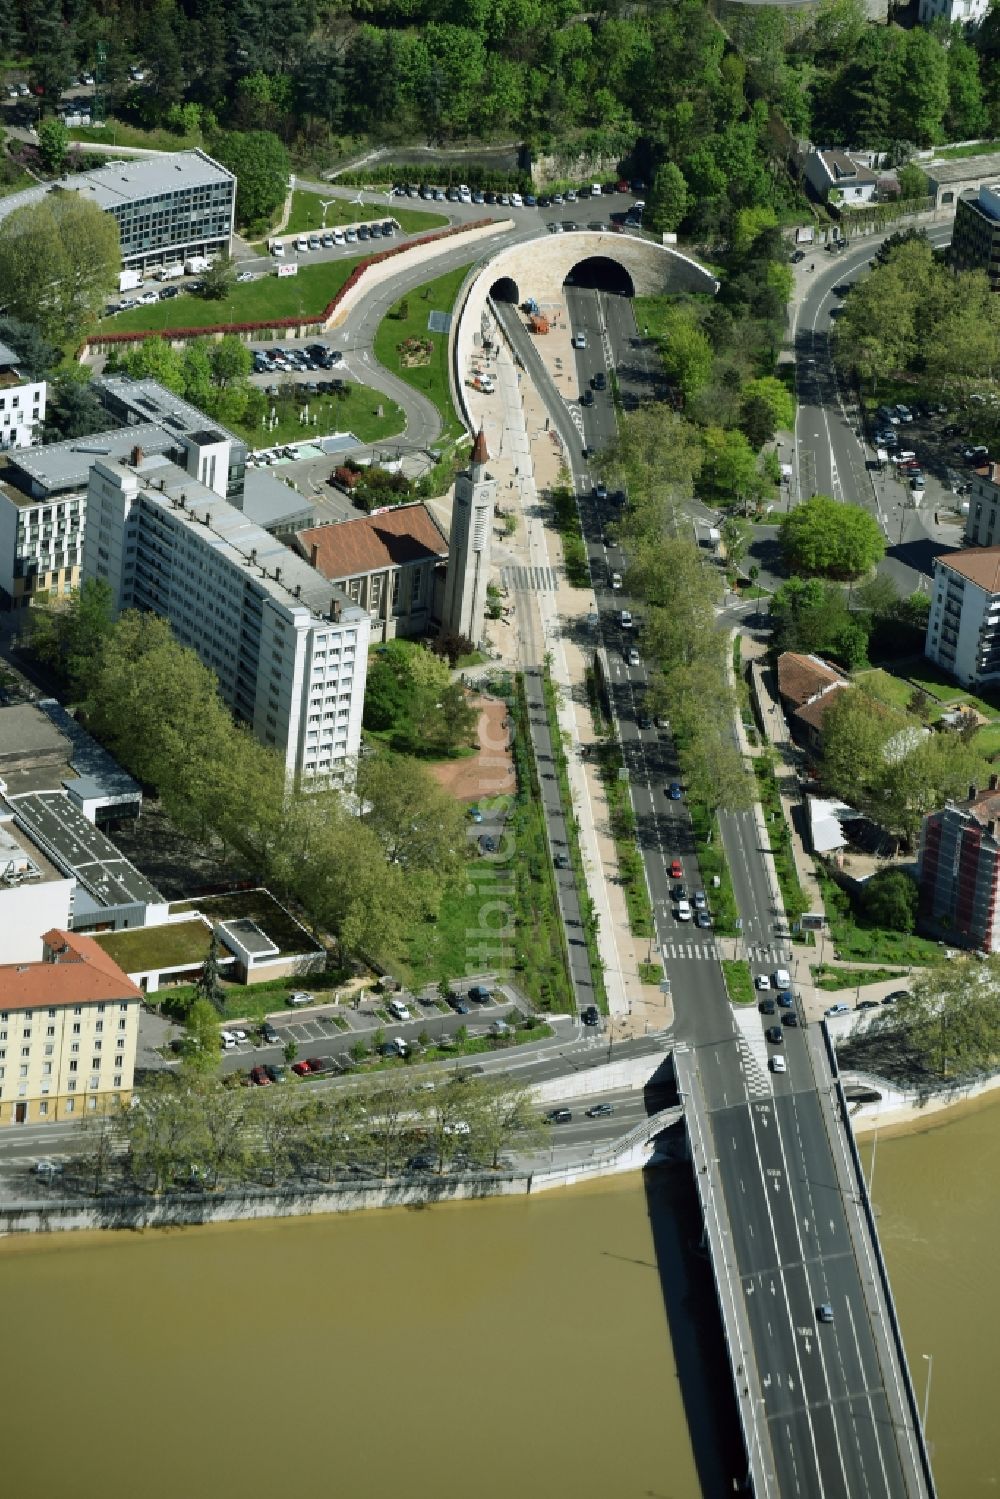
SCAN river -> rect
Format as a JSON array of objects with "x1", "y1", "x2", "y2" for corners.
[{"x1": 1, "y1": 1100, "x2": 996, "y2": 1498}]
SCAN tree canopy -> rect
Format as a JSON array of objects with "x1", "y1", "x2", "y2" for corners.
[
  {"x1": 781, "y1": 496, "x2": 885, "y2": 579},
  {"x1": 0, "y1": 194, "x2": 119, "y2": 342}
]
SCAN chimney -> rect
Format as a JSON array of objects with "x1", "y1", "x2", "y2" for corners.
[
  {"x1": 294, "y1": 583, "x2": 302, "y2": 599},
  {"x1": 969, "y1": 784, "x2": 978, "y2": 801},
  {"x1": 310, "y1": 543, "x2": 319, "y2": 568},
  {"x1": 274, "y1": 566, "x2": 282, "y2": 584},
  {"x1": 130, "y1": 445, "x2": 144, "y2": 467},
  {"x1": 331, "y1": 598, "x2": 342, "y2": 623},
  {"x1": 990, "y1": 774, "x2": 999, "y2": 792},
  {"x1": 250, "y1": 548, "x2": 257, "y2": 565},
  {"x1": 989, "y1": 820, "x2": 998, "y2": 839}
]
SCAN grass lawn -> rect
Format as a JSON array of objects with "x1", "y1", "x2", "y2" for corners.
[
  {"x1": 236, "y1": 387, "x2": 404, "y2": 449},
  {"x1": 934, "y1": 140, "x2": 1000, "y2": 160},
  {"x1": 284, "y1": 189, "x2": 448, "y2": 238},
  {"x1": 752, "y1": 758, "x2": 809, "y2": 923},
  {"x1": 0, "y1": 164, "x2": 37, "y2": 198},
  {"x1": 69, "y1": 120, "x2": 201, "y2": 152},
  {"x1": 97, "y1": 257, "x2": 365, "y2": 336},
  {"x1": 689, "y1": 799, "x2": 739, "y2": 936},
  {"x1": 597, "y1": 739, "x2": 654, "y2": 938},
  {"x1": 151, "y1": 974, "x2": 347, "y2": 1025},
  {"x1": 973, "y1": 722, "x2": 1000, "y2": 759},
  {"x1": 852, "y1": 667, "x2": 946, "y2": 718},
  {"x1": 372, "y1": 263, "x2": 473, "y2": 446},
  {"x1": 722, "y1": 958, "x2": 755, "y2": 1006},
  {"x1": 94, "y1": 919, "x2": 214, "y2": 973},
  {"x1": 811, "y1": 964, "x2": 905, "y2": 991},
  {"x1": 815, "y1": 866, "x2": 944, "y2": 966}
]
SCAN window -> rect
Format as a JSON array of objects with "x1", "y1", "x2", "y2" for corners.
[
  {"x1": 69, "y1": 1060, "x2": 78, "y2": 1073},
  {"x1": 118, "y1": 1018, "x2": 128, "y2": 1031},
  {"x1": 42, "y1": 1063, "x2": 51, "y2": 1077},
  {"x1": 46, "y1": 1025, "x2": 55, "y2": 1037},
  {"x1": 71, "y1": 1042, "x2": 79, "y2": 1054},
  {"x1": 95, "y1": 1021, "x2": 103, "y2": 1034},
  {"x1": 113, "y1": 1074, "x2": 123, "y2": 1088},
  {"x1": 20, "y1": 1046, "x2": 29, "y2": 1058},
  {"x1": 67, "y1": 1081, "x2": 76, "y2": 1094},
  {"x1": 119, "y1": 1003, "x2": 129, "y2": 1012},
  {"x1": 44, "y1": 1044, "x2": 53, "y2": 1057},
  {"x1": 66, "y1": 1098, "x2": 74, "y2": 1111},
  {"x1": 72, "y1": 1022, "x2": 81, "y2": 1035},
  {"x1": 18, "y1": 1065, "x2": 27, "y2": 1078},
  {"x1": 47, "y1": 1009, "x2": 55, "y2": 1019},
  {"x1": 38, "y1": 1101, "x2": 48, "y2": 1116}
]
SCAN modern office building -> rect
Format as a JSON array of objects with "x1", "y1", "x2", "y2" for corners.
[
  {"x1": 0, "y1": 927, "x2": 141, "y2": 1126},
  {"x1": 925, "y1": 545, "x2": 1000, "y2": 687},
  {"x1": 950, "y1": 183, "x2": 1000, "y2": 287},
  {"x1": 0, "y1": 378, "x2": 244, "y2": 608},
  {"x1": 84, "y1": 446, "x2": 370, "y2": 785},
  {"x1": 441, "y1": 430, "x2": 495, "y2": 647},
  {"x1": 0, "y1": 150, "x2": 235, "y2": 271},
  {"x1": 918, "y1": 777, "x2": 1000, "y2": 951},
  {"x1": 0, "y1": 341, "x2": 45, "y2": 452},
  {"x1": 295, "y1": 503, "x2": 449, "y2": 644}
]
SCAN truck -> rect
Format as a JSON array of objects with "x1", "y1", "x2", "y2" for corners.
[
  {"x1": 118, "y1": 268, "x2": 143, "y2": 293},
  {"x1": 184, "y1": 256, "x2": 210, "y2": 275},
  {"x1": 156, "y1": 262, "x2": 184, "y2": 282},
  {"x1": 528, "y1": 313, "x2": 549, "y2": 335}
]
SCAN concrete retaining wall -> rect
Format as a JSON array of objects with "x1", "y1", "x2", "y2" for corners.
[{"x1": 529, "y1": 1049, "x2": 671, "y2": 1105}]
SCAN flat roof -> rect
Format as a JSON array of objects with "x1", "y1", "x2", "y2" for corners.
[
  {"x1": 8, "y1": 791, "x2": 163, "y2": 909},
  {"x1": 0, "y1": 818, "x2": 66, "y2": 886},
  {"x1": 241, "y1": 469, "x2": 315, "y2": 531},
  {"x1": 220, "y1": 917, "x2": 280, "y2": 958},
  {"x1": 36, "y1": 700, "x2": 141, "y2": 804},
  {"x1": 102, "y1": 452, "x2": 363, "y2": 627},
  {"x1": 0, "y1": 703, "x2": 69, "y2": 761},
  {"x1": 925, "y1": 151, "x2": 1000, "y2": 186},
  {"x1": 5, "y1": 423, "x2": 169, "y2": 498},
  {"x1": 92, "y1": 917, "x2": 228, "y2": 975},
  {"x1": 95, "y1": 376, "x2": 243, "y2": 452},
  {"x1": 170, "y1": 888, "x2": 322, "y2": 957},
  {"x1": 0, "y1": 149, "x2": 235, "y2": 227}
]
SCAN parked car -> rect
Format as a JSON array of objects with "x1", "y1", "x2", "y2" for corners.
[
  {"x1": 250, "y1": 1065, "x2": 271, "y2": 1085},
  {"x1": 620, "y1": 609, "x2": 633, "y2": 629},
  {"x1": 777, "y1": 990, "x2": 794, "y2": 1008},
  {"x1": 306, "y1": 1057, "x2": 326, "y2": 1073},
  {"x1": 389, "y1": 998, "x2": 412, "y2": 1021},
  {"x1": 264, "y1": 1064, "x2": 286, "y2": 1083},
  {"x1": 625, "y1": 646, "x2": 640, "y2": 667},
  {"x1": 261, "y1": 1023, "x2": 281, "y2": 1044},
  {"x1": 291, "y1": 1060, "x2": 311, "y2": 1076},
  {"x1": 545, "y1": 1108, "x2": 572, "y2": 1123},
  {"x1": 468, "y1": 985, "x2": 492, "y2": 1003},
  {"x1": 755, "y1": 974, "x2": 771, "y2": 991},
  {"x1": 287, "y1": 991, "x2": 313, "y2": 1006},
  {"x1": 572, "y1": 332, "x2": 587, "y2": 349},
  {"x1": 586, "y1": 1103, "x2": 614, "y2": 1118},
  {"x1": 825, "y1": 1002, "x2": 850, "y2": 1017},
  {"x1": 781, "y1": 1012, "x2": 798, "y2": 1027},
  {"x1": 759, "y1": 997, "x2": 776, "y2": 1014},
  {"x1": 765, "y1": 1026, "x2": 783, "y2": 1045}
]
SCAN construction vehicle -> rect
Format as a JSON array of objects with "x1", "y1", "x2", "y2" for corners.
[
  {"x1": 521, "y1": 297, "x2": 539, "y2": 316},
  {"x1": 528, "y1": 312, "x2": 549, "y2": 334}
]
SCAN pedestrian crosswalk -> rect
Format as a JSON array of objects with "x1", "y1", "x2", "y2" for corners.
[
  {"x1": 661, "y1": 940, "x2": 721, "y2": 962},
  {"x1": 502, "y1": 564, "x2": 558, "y2": 592},
  {"x1": 743, "y1": 944, "x2": 793, "y2": 967}
]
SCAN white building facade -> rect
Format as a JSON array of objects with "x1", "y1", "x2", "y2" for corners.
[
  {"x1": 918, "y1": 0, "x2": 988, "y2": 26},
  {"x1": 0, "y1": 341, "x2": 45, "y2": 451},
  {"x1": 83, "y1": 448, "x2": 369, "y2": 785},
  {"x1": 925, "y1": 546, "x2": 1000, "y2": 687}
]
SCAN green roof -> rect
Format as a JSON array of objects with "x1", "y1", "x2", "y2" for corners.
[
  {"x1": 169, "y1": 888, "x2": 321, "y2": 957},
  {"x1": 93, "y1": 919, "x2": 219, "y2": 973}
]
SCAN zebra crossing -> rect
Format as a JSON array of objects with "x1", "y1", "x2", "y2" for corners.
[
  {"x1": 743, "y1": 944, "x2": 793, "y2": 967},
  {"x1": 501, "y1": 564, "x2": 558, "y2": 592},
  {"x1": 661, "y1": 940, "x2": 721, "y2": 962}
]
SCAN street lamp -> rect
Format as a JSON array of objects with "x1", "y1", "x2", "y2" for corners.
[{"x1": 921, "y1": 1352, "x2": 933, "y2": 1439}]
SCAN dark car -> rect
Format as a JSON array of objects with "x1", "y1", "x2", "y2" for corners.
[
  {"x1": 553, "y1": 852, "x2": 570, "y2": 869},
  {"x1": 668, "y1": 782, "x2": 682, "y2": 800},
  {"x1": 672, "y1": 883, "x2": 688, "y2": 900},
  {"x1": 479, "y1": 835, "x2": 498, "y2": 854},
  {"x1": 546, "y1": 1108, "x2": 572, "y2": 1123},
  {"x1": 586, "y1": 1103, "x2": 614, "y2": 1118},
  {"x1": 781, "y1": 1011, "x2": 798, "y2": 1027},
  {"x1": 592, "y1": 371, "x2": 607, "y2": 391},
  {"x1": 856, "y1": 1000, "x2": 879, "y2": 1010},
  {"x1": 264, "y1": 1064, "x2": 286, "y2": 1083},
  {"x1": 261, "y1": 1023, "x2": 280, "y2": 1044},
  {"x1": 759, "y1": 997, "x2": 776, "y2": 1014},
  {"x1": 765, "y1": 1026, "x2": 784, "y2": 1045},
  {"x1": 581, "y1": 1005, "x2": 600, "y2": 1027},
  {"x1": 381, "y1": 221, "x2": 396, "y2": 236},
  {"x1": 581, "y1": 389, "x2": 594, "y2": 406},
  {"x1": 885, "y1": 989, "x2": 909, "y2": 1002},
  {"x1": 468, "y1": 984, "x2": 492, "y2": 1003},
  {"x1": 791, "y1": 249, "x2": 806, "y2": 263},
  {"x1": 777, "y1": 990, "x2": 794, "y2": 1009},
  {"x1": 637, "y1": 711, "x2": 653, "y2": 730},
  {"x1": 453, "y1": 999, "x2": 471, "y2": 1015}
]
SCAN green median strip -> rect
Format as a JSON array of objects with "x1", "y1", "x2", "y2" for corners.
[
  {"x1": 722, "y1": 959, "x2": 755, "y2": 1006},
  {"x1": 372, "y1": 262, "x2": 474, "y2": 447},
  {"x1": 595, "y1": 737, "x2": 654, "y2": 939}
]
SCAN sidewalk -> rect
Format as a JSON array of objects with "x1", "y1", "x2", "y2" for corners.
[{"x1": 468, "y1": 321, "x2": 668, "y2": 1036}]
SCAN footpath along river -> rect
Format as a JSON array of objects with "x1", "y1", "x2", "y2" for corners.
[{"x1": 1, "y1": 1097, "x2": 997, "y2": 1498}]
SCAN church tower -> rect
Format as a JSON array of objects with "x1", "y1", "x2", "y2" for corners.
[{"x1": 442, "y1": 429, "x2": 495, "y2": 646}]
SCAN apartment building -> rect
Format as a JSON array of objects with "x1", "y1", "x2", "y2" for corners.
[
  {"x1": 963, "y1": 464, "x2": 1000, "y2": 546},
  {"x1": 0, "y1": 150, "x2": 235, "y2": 271},
  {"x1": 918, "y1": 777, "x2": 1000, "y2": 951},
  {"x1": 0, "y1": 928, "x2": 141, "y2": 1126},
  {"x1": 0, "y1": 341, "x2": 45, "y2": 452},
  {"x1": 950, "y1": 183, "x2": 1000, "y2": 288},
  {"x1": 0, "y1": 379, "x2": 245, "y2": 609},
  {"x1": 84, "y1": 448, "x2": 370, "y2": 785},
  {"x1": 918, "y1": 0, "x2": 989, "y2": 27},
  {"x1": 925, "y1": 545, "x2": 1000, "y2": 687}
]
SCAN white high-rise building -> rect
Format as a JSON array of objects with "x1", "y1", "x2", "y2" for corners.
[
  {"x1": 83, "y1": 445, "x2": 370, "y2": 786},
  {"x1": 0, "y1": 340, "x2": 45, "y2": 452},
  {"x1": 442, "y1": 429, "x2": 495, "y2": 647}
]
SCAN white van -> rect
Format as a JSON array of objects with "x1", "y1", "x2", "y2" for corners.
[
  {"x1": 296, "y1": 235, "x2": 309, "y2": 253},
  {"x1": 591, "y1": 182, "x2": 602, "y2": 196}
]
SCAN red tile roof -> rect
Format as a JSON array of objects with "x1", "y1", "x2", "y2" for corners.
[
  {"x1": 793, "y1": 683, "x2": 848, "y2": 733},
  {"x1": 0, "y1": 929, "x2": 142, "y2": 1012},
  {"x1": 296, "y1": 503, "x2": 449, "y2": 581},
  {"x1": 776, "y1": 652, "x2": 846, "y2": 709},
  {"x1": 936, "y1": 544, "x2": 1000, "y2": 594}
]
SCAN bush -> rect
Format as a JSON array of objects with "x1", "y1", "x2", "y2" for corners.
[{"x1": 858, "y1": 868, "x2": 918, "y2": 933}]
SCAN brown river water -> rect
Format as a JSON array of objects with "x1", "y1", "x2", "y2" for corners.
[{"x1": 1, "y1": 1098, "x2": 997, "y2": 1499}]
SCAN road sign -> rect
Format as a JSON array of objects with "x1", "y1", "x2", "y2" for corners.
[
  {"x1": 659, "y1": 979, "x2": 671, "y2": 995},
  {"x1": 735, "y1": 917, "x2": 743, "y2": 931},
  {"x1": 801, "y1": 913, "x2": 825, "y2": 931}
]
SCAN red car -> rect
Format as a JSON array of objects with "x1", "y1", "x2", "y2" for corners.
[
  {"x1": 291, "y1": 1061, "x2": 311, "y2": 1076},
  {"x1": 306, "y1": 1057, "x2": 326, "y2": 1073},
  {"x1": 669, "y1": 858, "x2": 683, "y2": 880},
  {"x1": 250, "y1": 1065, "x2": 271, "y2": 1086}
]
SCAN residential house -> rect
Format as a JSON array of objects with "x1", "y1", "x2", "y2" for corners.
[
  {"x1": 964, "y1": 463, "x2": 1000, "y2": 546},
  {"x1": 918, "y1": 776, "x2": 1000, "y2": 951},
  {"x1": 776, "y1": 652, "x2": 850, "y2": 752},
  {"x1": 0, "y1": 928, "x2": 141, "y2": 1126},
  {"x1": 803, "y1": 150, "x2": 878, "y2": 208},
  {"x1": 918, "y1": 0, "x2": 989, "y2": 27}
]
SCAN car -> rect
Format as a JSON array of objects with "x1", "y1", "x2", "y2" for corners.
[
  {"x1": 637, "y1": 711, "x2": 652, "y2": 730},
  {"x1": 770, "y1": 1055, "x2": 787, "y2": 1073},
  {"x1": 287, "y1": 991, "x2": 313, "y2": 1006},
  {"x1": 444, "y1": 1120, "x2": 471, "y2": 1136},
  {"x1": 261, "y1": 1023, "x2": 281, "y2": 1044},
  {"x1": 594, "y1": 482, "x2": 608, "y2": 502},
  {"x1": 407, "y1": 1154, "x2": 436, "y2": 1172},
  {"x1": 620, "y1": 609, "x2": 633, "y2": 629},
  {"x1": 250, "y1": 1065, "x2": 272, "y2": 1086},
  {"x1": 472, "y1": 191, "x2": 485, "y2": 204},
  {"x1": 33, "y1": 1158, "x2": 63, "y2": 1178},
  {"x1": 772, "y1": 968, "x2": 791, "y2": 990},
  {"x1": 389, "y1": 998, "x2": 412, "y2": 1021},
  {"x1": 911, "y1": 474, "x2": 925, "y2": 490},
  {"x1": 566, "y1": 189, "x2": 578, "y2": 203},
  {"x1": 754, "y1": 974, "x2": 771, "y2": 991},
  {"x1": 564, "y1": 221, "x2": 579, "y2": 232},
  {"x1": 333, "y1": 229, "x2": 346, "y2": 244},
  {"x1": 381, "y1": 221, "x2": 395, "y2": 236},
  {"x1": 581, "y1": 389, "x2": 594, "y2": 406},
  {"x1": 610, "y1": 570, "x2": 623, "y2": 590},
  {"x1": 765, "y1": 1026, "x2": 783, "y2": 1045},
  {"x1": 759, "y1": 997, "x2": 776, "y2": 1014},
  {"x1": 321, "y1": 232, "x2": 334, "y2": 248},
  {"x1": 885, "y1": 989, "x2": 909, "y2": 1002},
  {"x1": 346, "y1": 228, "x2": 358, "y2": 242},
  {"x1": 856, "y1": 1000, "x2": 878, "y2": 1010},
  {"x1": 467, "y1": 806, "x2": 484, "y2": 823},
  {"x1": 264, "y1": 1064, "x2": 286, "y2": 1083},
  {"x1": 965, "y1": 445, "x2": 989, "y2": 464},
  {"x1": 593, "y1": 371, "x2": 607, "y2": 391},
  {"x1": 524, "y1": 194, "x2": 537, "y2": 207},
  {"x1": 776, "y1": 990, "x2": 794, "y2": 1009},
  {"x1": 895, "y1": 405, "x2": 913, "y2": 423},
  {"x1": 479, "y1": 834, "x2": 498, "y2": 854},
  {"x1": 676, "y1": 899, "x2": 692, "y2": 921},
  {"x1": 625, "y1": 646, "x2": 640, "y2": 667},
  {"x1": 824, "y1": 1002, "x2": 851, "y2": 1017},
  {"x1": 551, "y1": 193, "x2": 563, "y2": 204},
  {"x1": 572, "y1": 332, "x2": 588, "y2": 349},
  {"x1": 695, "y1": 911, "x2": 712, "y2": 929},
  {"x1": 817, "y1": 1303, "x2": 834, "y2": 1324},
  {"x1": 668, "y1": 782, "x2": 682, "y2": 801},
  {"x1": 468, "y1": 985, "x2": 492, "y2": 1003},
  {"x1": 669, "y1": 859, "x2": 683, "y2": 880},
  {"x1": 553, "y1": 851, "x2": 570, "y2": 869},
  {"x1": 586, "y1": 1102, "x2": 615, "y2": 1118},
  {"x1": 236, "y1": 270, "x2": 255, "y2": 283},
  {"x1": 358, "y1": 225, "x2": 370, "y2": 240},
  {"x1": 291, "y1": 1060, "x2": 311, "y2": 1076},
  {"x1": 453, "y1": 999, "x2": 471, "y2": 1015},
  {"x1": 306, "y1": 1057, "x2": 326, "y2": 1073},
  {"x1": 790, "y1": 250, "x2": 806, "y2": 264},
  {"x1": 672, "y1": 883, "x2": 688, "y2": 900},
  {"x1": 693, "y1": 891, "x2": 707, "y2": 908},
  {"x1": 546, "y1": 1108, "x2": 572, "y2": 1123},
  {"x1": 220, "y1": 1029, "x2": 237, "y2": 1047},
  {"x1": 581, "y1": 1005, "x2": 600, "y2": 1027}
]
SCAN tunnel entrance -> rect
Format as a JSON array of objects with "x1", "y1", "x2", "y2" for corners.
[
  {"x1": 489, "y1": 275, "x2": 519, "y2": 304},
  {"x1": 564, "y1": 256, "x2": 634, "y2": 296}
]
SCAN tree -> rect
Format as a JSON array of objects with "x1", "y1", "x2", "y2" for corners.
[
  {"x1": 862, "y1": 958, "x2": 1000, "y2": 1080},
  {"x1": 283, "y1": 1039, "x2": 298, "y2": 1064},
  {"x1": 355, "y1": 749, "x2": 466, "y2": 885},
  {"x1": 781, "y1": 496, "x2": 885, "y2": 578},
  {"x1": 42, "y1": 369, "x2": 117, "y2": 442},
  {"x1": 0, "y1": 316, "x2": 57, "y2": 379},
  {"x1": 37, "y1": 117, "x2": 69, "y2": 174},
  {"x1": 859, "y1": 868, "x2": 918, "y2": 932},
  {"x1": 119, "y1": 337, "x2": 186, "y2": 393},
  {"x1": 896, "y1": 163, "x2": 927, "y2": 203},
  {"x1": 0, "y1": 194, "x2": 120, "y2": 341},
  {"x1": 650, "y1": 304, "x2": 713, "y2": 402},
  {"x1": 199, "y1": 253, "x2": 238, "y2": 302},
  {"x1": 25, "y1": 577, "x2": 115, "y2": 694},
  {"x1": 210, "y1": 129, "x2": 290, "y2": 230},
  {"x1": 209, "y1": 334, "x2": 251, "y2": 388},
  {"x1": 739, "y1": 376, "x2": 795, "y2": 445},
  {"x1": 700, "y1": 426, "x2": 762, "y2": 510},
  {"x1": 183, "y1": 997, "x2": 224, "y2": 1074},
  {"x1": 467, "y1": 1076, "x2": 541, "y2": 1169},
  {"x1": 194, "y1": 931, "x2": 225, "y2": 1014},
  {"x1": 770, "y1": 576, "x2": 869, "y2": 665},
  {"x1": 646, "y1": 161, "x2": 689, "y2": 233}
]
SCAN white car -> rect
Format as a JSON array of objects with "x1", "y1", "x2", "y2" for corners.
[
  {"x1": 754, "y1": 974, "x2": 771, "y2": 991},
  {"x1": 510, "y1": 192, "x2": 523, "y2": 207},
  {"x1": 625, "y1": 646, "x2": 640, "y2": 667},
  {"x1": 139, "y1": 291, "x2": 159, "y2": 304},
  {"x1": 824, "y1": 1003, "x2": 851, "y2": 1018},
  {"x1": 443, "y1": 1120, "x2": 471, "y2": 1136},
  {"x1": 220, "y1": 1031, "x2": 237, "y2": 1048},
  {"x1": 770, "y1": 1056, "x2": 787, "y2": 1074},
  {"x1": 271, "y1": 242, "x2": 285, "y2": 257},
  {"x1": 591, "y1": 183, "x2": 602, "y2": 196},
  {"x1": 620, "y1": 609, "x2": 633, "y2": 629},
  {"x1": 333, "y1": 230, "x2": 345, "y2": 244},
  {"x1": 287, "y1": 991, "x2": 314, "y2": 1006},
  {"x1": 572, "y1": 332, "x2": 588, "y2": 349},
  {"x1": 236, "y1": 271, "x2": 255, "y2": 283},
  {"x1": 676, "y1": 899, "x2": 692, "y2": 921},
  {"x1": 772, "y1": 968, "x2": 792, "y2": 990},
  {"x1": 389, "y1": 999, "x2": 412, "y2": 1022},
  {"x1": 611, "y1": 571, "x2": 622, "y2": 589}
]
